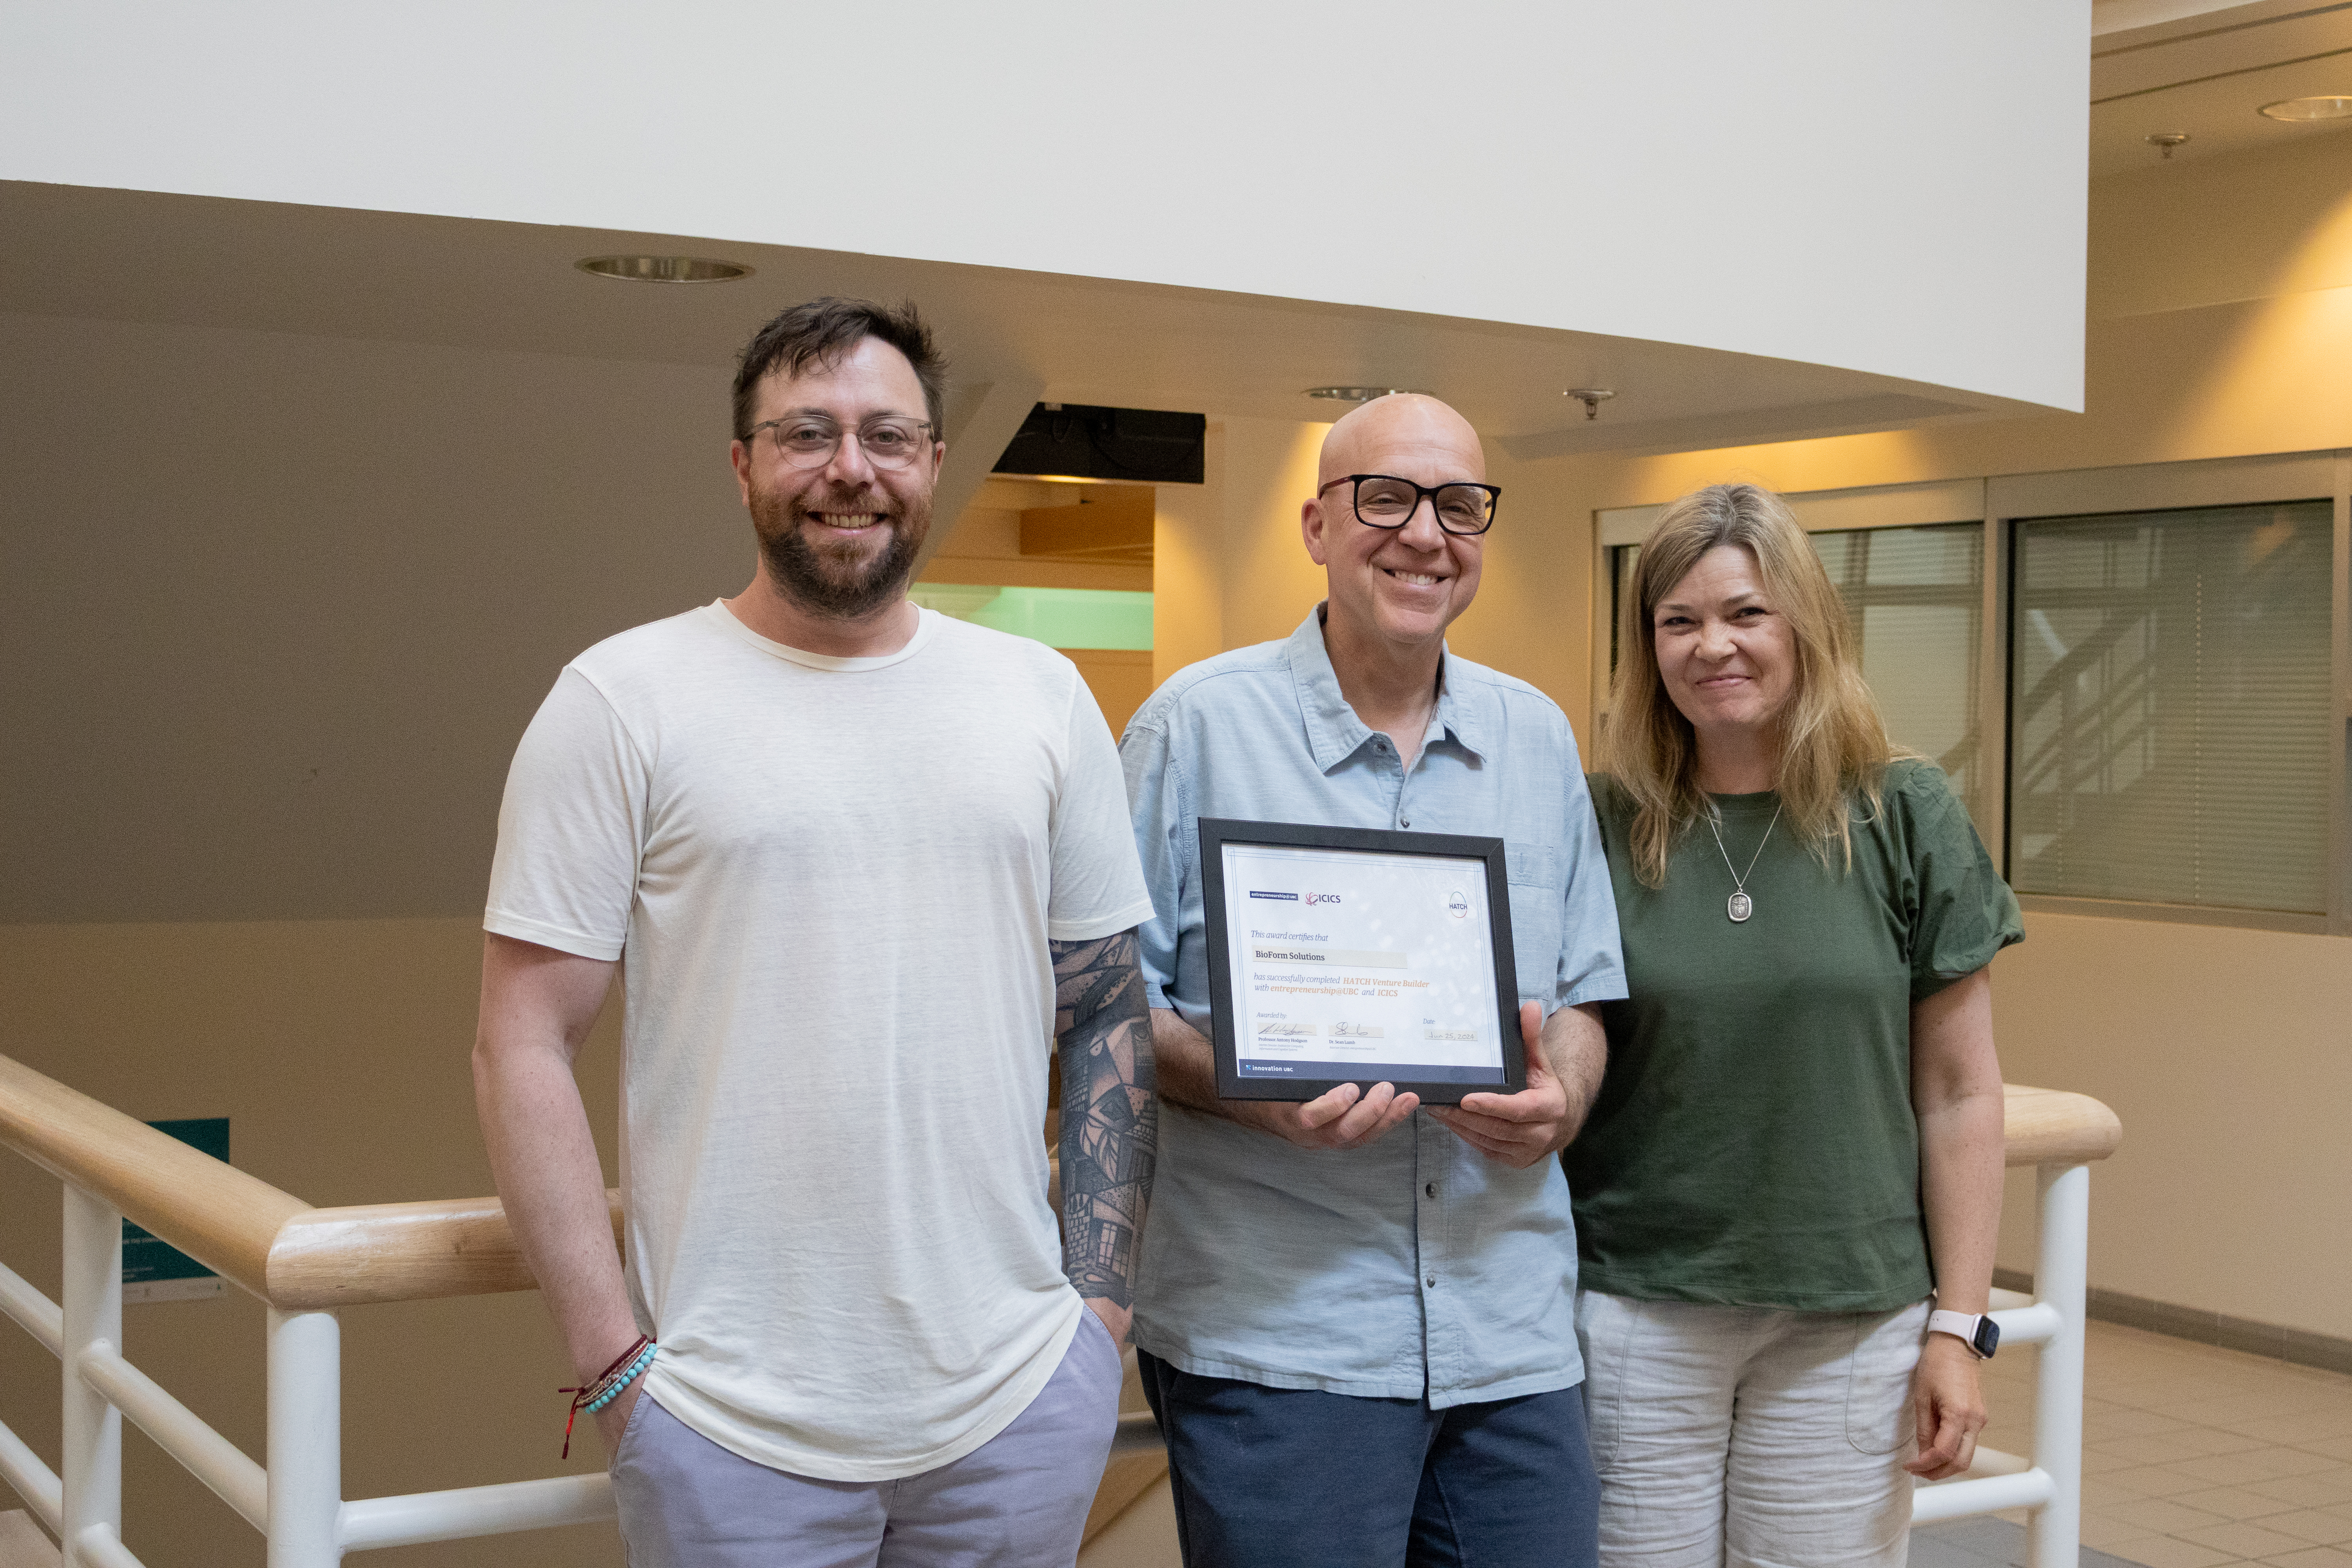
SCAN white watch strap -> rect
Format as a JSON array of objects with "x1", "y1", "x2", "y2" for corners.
[{"x1": 1927, "y1": 1309, "x2": 1984, "y2": 1349}]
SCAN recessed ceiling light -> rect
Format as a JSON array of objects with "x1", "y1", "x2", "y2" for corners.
[
  {"x1": 575, "y1": 255, "x2": 754, "y2": 283},
  {"x1": 2258, "y1": 96, "x2": 2352, "y2": 123},
  {"x1": 1304, "y1": 387, "x2": 1428, "y2": 404}
]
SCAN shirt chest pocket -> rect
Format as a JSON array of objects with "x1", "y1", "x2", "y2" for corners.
[
  {"x1": 1503, "y1": 841, "x2": 1562, "y2": 1001},
  {"x1": 1504, "y1": 841, "x2": 1557, "y2": 889}
]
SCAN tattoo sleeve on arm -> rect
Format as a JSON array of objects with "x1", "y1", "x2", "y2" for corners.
[{"x1": 1050, "y1": 928, "x2": 1157, "y2": 1310}]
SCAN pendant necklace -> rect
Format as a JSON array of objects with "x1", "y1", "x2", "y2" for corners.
[{"x1": 1705, "y1": 800, "x2": 1782, "y2": 924}]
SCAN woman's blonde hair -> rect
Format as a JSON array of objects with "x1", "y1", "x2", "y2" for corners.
[{"x1": 1596, "y1": 482, "x2": 1897, "y2": 888}]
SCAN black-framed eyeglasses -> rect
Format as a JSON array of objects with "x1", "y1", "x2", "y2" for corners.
[
  {"x1": 742, "y1": 415, "x2": 937, "y2": 471},
  {"x1": 1315, "y1": 474, "x2": 1501, "y2": 536}
]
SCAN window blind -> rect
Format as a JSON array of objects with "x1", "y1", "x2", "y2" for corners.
[
  {"x1": 2009, "y1": 501, "x2": 2332, "y2": 914},
  {"x1": 1813, "y1": 524, "x2": 1984, "y2": 824}
]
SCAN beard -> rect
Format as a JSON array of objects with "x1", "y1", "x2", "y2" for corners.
[{"x1": 747, "y1": 474, "x2": 933, "y2": 621}]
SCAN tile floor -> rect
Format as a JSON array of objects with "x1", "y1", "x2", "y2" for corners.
[
  {"x1": 1913, "y1": 1515, "x2": 2149, "y2": 1568},
  {"x1": 1931, "y1": 1318, "x2": 2352, "y2": 1567}
]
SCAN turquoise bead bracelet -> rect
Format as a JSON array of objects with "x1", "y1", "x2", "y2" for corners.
[{"x1": 587, "y1": 1344, "x2": 658, "y2": 1413}]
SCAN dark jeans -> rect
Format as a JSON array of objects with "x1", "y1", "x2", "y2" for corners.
[{"x1": 1137, "y1": 1351, "x2": 1601, "y2": 1568}]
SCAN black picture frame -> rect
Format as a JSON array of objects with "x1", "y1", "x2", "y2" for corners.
[{"x1": 1197, "y1": 818, "x2": 1523, "y2": 1106}]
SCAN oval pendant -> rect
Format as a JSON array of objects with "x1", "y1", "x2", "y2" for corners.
[{"x1": 1727, "y1": 891, "x2": 1753, "y2": 923}]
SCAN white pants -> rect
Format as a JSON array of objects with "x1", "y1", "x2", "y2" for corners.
[{"x1": 1575, "y1": 1289, "x2": 1930, "y2": 1568}]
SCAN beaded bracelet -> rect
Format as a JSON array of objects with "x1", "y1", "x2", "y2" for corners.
[
  {"x1": 560, "y1": 1337, "x2": 657, "y2": 1458},
  {"x1": 587, "y1": 1343, "x2": 658, "y2": 1412}
]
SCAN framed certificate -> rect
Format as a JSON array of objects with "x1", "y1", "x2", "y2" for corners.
[{"x1": 1197, "y1": 818, "x2": 1523, "y2": 1105}]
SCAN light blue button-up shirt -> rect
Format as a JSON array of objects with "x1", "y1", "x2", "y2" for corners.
[{"x1": 1120, "y1": 608, "x2": 1626, "y2": 1406}]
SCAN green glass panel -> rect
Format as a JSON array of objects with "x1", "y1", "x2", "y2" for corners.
[{"x1": 908, "y1": 584, "x2": 1153, "y2": 650}]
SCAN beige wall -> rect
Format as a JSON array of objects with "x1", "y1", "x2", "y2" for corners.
[
  {"x1": 1993, "y1": 913, "x2": 2352, "y2": 1339},
  {"x1": 1151, "y1": 417, "x2": 1331, "y2": 691}
]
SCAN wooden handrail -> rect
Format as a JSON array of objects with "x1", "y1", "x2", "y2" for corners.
[
  {"x1": 267, "y1": 1191, "x2": 623, "y2": 1310},
  {"x1": 2001, "y1": 1084, "x2": 2122, "y2": 1167},
  {"x1": 0, "y1": 1054, "x2": 2121, "y2": 1311},
  {"x1": 0, "y1": 1056, "x2": 310, "y2": 1297}
]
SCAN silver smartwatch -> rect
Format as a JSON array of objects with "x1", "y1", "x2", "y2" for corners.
[{"x1": 1927, "y1": 1308, "x2": 2000, "y2": 1359}]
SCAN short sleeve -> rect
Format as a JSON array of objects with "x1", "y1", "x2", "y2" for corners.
[
  {"x1": 483, "y1": 667, "x2": 648, "y2": 961},
  {"x1": 1045, "y1": 673, "x2": 1157, "y2": 944},
  {"x1": 1553, "y1": 750, "x2": 1629, "y2": 1008},
  {"x1": 1900, "y1": 766, "x2": 2025, "y2": 1000},
  {"x1": 1117, "y1": 713, "x2": 1187, "y2": 1012}
]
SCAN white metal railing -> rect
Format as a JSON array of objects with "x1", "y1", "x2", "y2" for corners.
[
  {"x1": 0, "y1": 1059, "x2": 2119, "y2": 1566},
  {"x1": 1909, "y1": 1158, "x2": 2094, "y2": 1566},
  {"x1": 0, "y1": 1189, "x2": 623, "y2": 1568}
]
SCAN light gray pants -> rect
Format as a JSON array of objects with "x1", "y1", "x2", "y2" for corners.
[
  {"x1": 612, "y1": 1310, "x2": 1124, "y2": 1568},
  {"x1": 1576, "y1": 1289, "x2": 1931, "y2": 1568}
]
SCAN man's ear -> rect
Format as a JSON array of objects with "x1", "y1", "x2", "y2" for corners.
[
  {"x1": 730, "y1": 440, "x2": 755, "y2": 509},
  {"x1": 1301, "y1": 496, "x2": 1330, "y2": 567}
]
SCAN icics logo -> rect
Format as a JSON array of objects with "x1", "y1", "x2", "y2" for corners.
[{"x1": 1305, "y1": 892, "x2": 1343, "y2": 906}]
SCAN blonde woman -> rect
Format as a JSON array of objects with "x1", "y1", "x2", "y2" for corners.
[{"x1": 1567, "y1": 483, "x2": 2021, "y2": 1567}]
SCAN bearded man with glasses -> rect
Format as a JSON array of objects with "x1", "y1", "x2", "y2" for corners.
[
  {"x1": 475, "y1": 297, "x2": 1157, "y2": 1566},
  {"x1": 1120, "y1": 394, "x2": 1622, "y2": 1568}
]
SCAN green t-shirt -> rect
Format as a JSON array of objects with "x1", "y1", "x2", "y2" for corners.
[{"x1": 1566, "y1": 760, "x2": 2023, "y2": 1312}]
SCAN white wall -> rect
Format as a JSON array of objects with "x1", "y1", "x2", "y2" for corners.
[{"x1": 0, "y1": 2, "x2": 2086, "y2": 410}]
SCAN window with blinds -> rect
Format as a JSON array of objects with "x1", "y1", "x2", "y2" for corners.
[
  {"x1": 1606, "y1": 526, "x2": 1986, "y2": 827},
  {"x1": 2008, "y1": 501, "x2": 2334, "y2": 914},
  {"x1": 1812, "y1": 524, "x2": 1984, "y2": 824}
]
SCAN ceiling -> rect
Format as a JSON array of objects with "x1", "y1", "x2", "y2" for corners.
[
  {"x1": 2092, "y1": 1, "x2": 2352, "y2": 176},
  {"x1": 0, "y1": 181, "x2": 2036, "y2": 465},
  {"x1": 9, "y1": 17, "x2": 2337, "y2": 462}
]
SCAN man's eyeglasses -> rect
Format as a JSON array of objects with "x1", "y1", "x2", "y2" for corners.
[
  {"x1": 1316, "y1": 474, "x2": 1501, "y2": 536},
  {"x1": 742, "y1": 416, "x2": 937, "y2": 472}
]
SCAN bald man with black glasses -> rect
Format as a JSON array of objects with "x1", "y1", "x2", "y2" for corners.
[{"x1": 1118, "y1": 394, "x2": 1624, "y2": 1568}]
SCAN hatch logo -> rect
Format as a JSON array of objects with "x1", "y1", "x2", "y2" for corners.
[
  {"x1": 1305, "y1": 892, "x2": 1343, "y2": 906},
  {"x1": 1447, "y1": 891, "x2": 1470, "y2": 918}
]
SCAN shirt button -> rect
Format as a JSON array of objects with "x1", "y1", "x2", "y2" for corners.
[
  {"x1": 1400, "y1": 819, "x2": 1410, "y2": 828},
  {"x1": 1424, "y1": 1182, "x2": 1437, "y2": 1198},
  {"x1": 1425, "y1": 1275, "x2": 1438, "y2": 1288}
]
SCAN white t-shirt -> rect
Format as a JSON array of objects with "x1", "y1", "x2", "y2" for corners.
[{"x1": 485, "y1": 601, "x2": 1155, "y2": 1481}]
